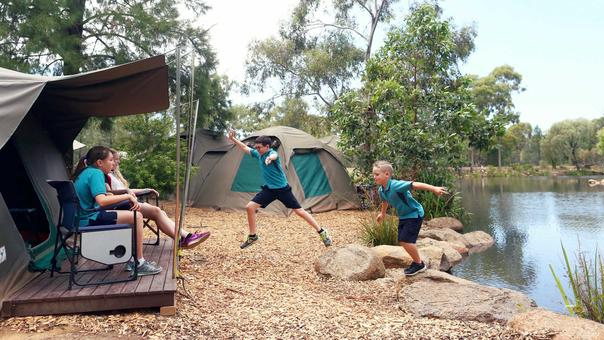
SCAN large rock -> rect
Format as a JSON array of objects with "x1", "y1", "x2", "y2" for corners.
[
  {"x1": 462, "y1": 231, "x2": 495, "y2": 253},
  {"x1": 509, "y1": 308, "x2": 604, "y2": 340},
  {"x1": 418, "y1": 246, "x2": 445, "y2": 271},
  {"x1": 400, "y1": 270, "x2": 536, "y2": 323},
  {"x1": 424, "y1": 217, "x2": 463, "y2": 232},
  {"x1": 416, "y1": 238, "x2": 463, "y2": 271},
  {"x1": 371, "y1": 245, "x2": 412, "y2": 268},
  {"x1": 419, "y1": 227, "x2": 471, "y2": 248},
  {"x1": 314, "y1": 244, "x2": 385, "y2": 281}
]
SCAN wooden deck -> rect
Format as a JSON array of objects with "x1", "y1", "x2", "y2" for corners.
[{"x1": 1, "y1": 238, "x2": 176, "y2": 317}]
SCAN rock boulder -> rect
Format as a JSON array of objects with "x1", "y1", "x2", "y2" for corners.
[{"x1": 314, "y1": 244, "x2": 385, "y2": 281}]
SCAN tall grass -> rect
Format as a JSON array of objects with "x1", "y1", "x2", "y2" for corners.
[
  {"x1": 359, "y1": 212, "x2": 399, "y2": 246},
  {"x1": 550, "y1": 243, "x2": 604, "y2": 323}
]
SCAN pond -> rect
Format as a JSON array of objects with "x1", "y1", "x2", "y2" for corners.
[{"x1": 453, "y1": 176, "x2": 604, "y2": 314}]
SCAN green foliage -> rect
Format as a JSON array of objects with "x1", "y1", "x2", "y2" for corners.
[
  {"x1": 229, "y1": 98, "x2": 331, "y2": 137},
  {"x1": 333, "y1": 3, "x2": 474, "y2": 181},
  {"x1": 541, "y1": 119, "x2": 596, "y2": 170},
  {"x1": 359, "y1": 213, "x2": 398, "y2": 247},
  {"x1": 414, "y1": 171, "x2": 470, "y2": 224},
  {"x1": 0, "y1": 0, "x2": 214, "y2": 75},
  {"x1": 550, "y1": 243, "x2": 604, "y2": 323},
  {"x1": 244, "y1": 0, "x2": 398, "y2": 113},
  {"x1": 114, "y1": 113, "x2": 186, "y2": 195}
]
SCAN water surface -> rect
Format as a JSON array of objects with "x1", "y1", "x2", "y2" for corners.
[{"x1": 453, "y1": 176, "x2": 604, "y2": 313}]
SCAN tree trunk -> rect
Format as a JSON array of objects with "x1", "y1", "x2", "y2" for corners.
[
  {"x1": 498, "y1": 146, "x2": 502, "y2": 168},
  {"x1": 62, "y1": 0, "x2": 86, "y2": 75}
]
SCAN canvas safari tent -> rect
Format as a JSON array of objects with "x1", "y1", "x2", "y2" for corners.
[
  {"x1": 188, "y1": 126, "x2": 360, "y2": 216},
  {"x1": 0, "y1": 56, "x2": 169, "y2": 306}
]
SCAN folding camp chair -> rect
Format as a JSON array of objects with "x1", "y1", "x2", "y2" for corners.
[
  {"x1": 107, "y1": 188, "x2": 160, "y2": 246},
  {"x1": 47, "y1": 180, "x2": 139, "y2": 289}
]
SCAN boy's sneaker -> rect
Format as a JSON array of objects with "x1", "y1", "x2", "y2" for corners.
[
  {"x1": 124, "y1": 259, "x2": 157, "y2": 272},
  {"x1": 240, "y1": 234, "x2": 259, "y2": 249},
  {"x1": 319, "y1": 228, "x2": 332, "y2": 247},
  {"x1": 179, "y1": 231, "x2": 211, "y2": 249},
  {"x1": 404, "y1": 261, "x2": 427, "y2": 276},
  {"x1": 134, "y1": 261, "x2": 162, "y2": 277}
]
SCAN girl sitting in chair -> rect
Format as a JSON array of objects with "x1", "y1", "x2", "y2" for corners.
[
  {"x1": 72, "y1": 146, "x2": 162, "y2": 276},
  {"x1": 104, "y1": 148, "x2": 210, "y2": 250}
]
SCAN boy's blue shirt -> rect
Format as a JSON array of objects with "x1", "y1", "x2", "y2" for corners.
[
  {"x1": 378, "y1": 178, "x2": 424, "y2": 219},
  {"x1": 250, "y1": 148, "x2": 288, "y2": 189},
  {"x1": 74, "y1": 166, "x2": 107, "y2": 226}
]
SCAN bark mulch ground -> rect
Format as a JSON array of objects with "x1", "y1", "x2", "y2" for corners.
[{"x1": 0, "y1": 206, "x2": 550, "y2": 339}]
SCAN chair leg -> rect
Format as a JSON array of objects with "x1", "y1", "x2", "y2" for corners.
[
  {"x1": 50, "y1": 230, "x2": 61, "y2": 277},
  {"x1": 143, "y1": 219, "x2": 160, "y2": 246}
]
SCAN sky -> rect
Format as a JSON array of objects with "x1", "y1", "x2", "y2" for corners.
[{"x1": 200, "y1": 0, "x2": 604, "y2": 131}]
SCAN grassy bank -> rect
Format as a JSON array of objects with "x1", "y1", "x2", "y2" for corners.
[{"x1": 462, "y1": 165, "x2": 604, "y2": 177}]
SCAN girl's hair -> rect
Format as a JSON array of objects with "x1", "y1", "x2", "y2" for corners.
[
  {"x1": 72, "y1": 146, "x2": 112, "y2": 180},
  {"x1": 372, "y1": 160, "x2": 393, "y2": 175},
  {"x1": 109, "y1": 148, "x2": 129, "y2": 188}
]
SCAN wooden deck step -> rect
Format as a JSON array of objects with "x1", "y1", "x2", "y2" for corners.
[{"x1": 1, "y1": 238, "x2": 176, "y2": 317}]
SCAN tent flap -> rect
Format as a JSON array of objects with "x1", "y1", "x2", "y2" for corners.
[{"x1": 291, "y1": 152, "x2": 332, "y2": 198}]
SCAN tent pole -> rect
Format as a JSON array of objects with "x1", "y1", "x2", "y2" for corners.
[
  {"x1": 172, "y1": 46, "x2": 181, "y2": 279},
  {"x1": 178, "y1": 49, "x2": 195, "y2": 234},
  {"x1": 183, "y1": 100, "x2": 199, "y2": 213}
]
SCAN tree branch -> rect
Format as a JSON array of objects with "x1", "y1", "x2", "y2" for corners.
[{"x1": 306, "y1": 21, "x2": 368, "y2": 43}]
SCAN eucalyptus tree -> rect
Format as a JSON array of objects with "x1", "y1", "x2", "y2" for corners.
[
  {"x1": 243, "y1": 0, "x2": 401, "y2": 112},
  {"x1": 332, "y1": 3, "x2": 476, "y2": 182},
  {"x1": 468, "y1": 65, "x2": 524, "y2": 166},
  {"x1": 543, "y1": 119, "x2": 595, "y2": 170}
]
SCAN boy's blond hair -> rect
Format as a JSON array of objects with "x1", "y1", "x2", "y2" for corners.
[{"x1": 373, "y1": 160, "x2": 393, "y2": 175}]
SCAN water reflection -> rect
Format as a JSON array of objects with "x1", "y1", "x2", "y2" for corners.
[{"x1": 453, "y1": 176, "x2": 604, "y2": 313}]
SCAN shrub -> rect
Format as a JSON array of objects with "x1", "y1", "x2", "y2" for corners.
[
  {"x1": 550, "y1": 243, "x2": 604, "y2": 323},
  {"x1": 359, "y1": 212, "x2": 398, "y2": 247}
]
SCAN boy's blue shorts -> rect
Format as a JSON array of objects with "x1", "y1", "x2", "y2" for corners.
[
  {"x1": 398, "y1": 217, "x2": 424, "y2": 243},
  {"x1": 252, "y1": 185, "x2": 302, "y2": 209}
]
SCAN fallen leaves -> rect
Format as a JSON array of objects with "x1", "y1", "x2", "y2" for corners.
[{"x1": 0, "y1": 207, "x2": 547, "y2": 339}]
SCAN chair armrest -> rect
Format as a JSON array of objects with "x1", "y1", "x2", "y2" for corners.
[
  {"x1": 82, "y1": 200, "x2": 131, "y2": 212},
  {"x1": 79, "y1": 223, "x2": 132, "y2": 232}
]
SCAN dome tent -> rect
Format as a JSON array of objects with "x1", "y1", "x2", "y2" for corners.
[{"x1": 189, "y1": 126, "x2": 360, "y2": 216}]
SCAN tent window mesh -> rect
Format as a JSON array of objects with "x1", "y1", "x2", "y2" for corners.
[{"x1": 292, "y1": 152, "x2": 332, "y2": 198}]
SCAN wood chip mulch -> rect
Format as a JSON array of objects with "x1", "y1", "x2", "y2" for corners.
[{"x1": 0, "y1": 206, "x2": 551, "y2": 339}]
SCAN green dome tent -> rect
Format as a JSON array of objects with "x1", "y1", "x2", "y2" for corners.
[{"x1": 188, "y1": 126, "x2": 360, "y2": 216}]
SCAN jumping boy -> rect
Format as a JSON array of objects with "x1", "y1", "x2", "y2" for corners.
[
  {"x1": 228, "y1": 129, "x2": 333, "y2": 249},
  {"x1": 372, "y1": 160, "x2": 448, "y2": 276}
]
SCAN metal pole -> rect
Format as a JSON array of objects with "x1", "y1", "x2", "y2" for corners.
[
  {"x1": 179, "y1": 48, "x2": 195, "y2": 230},
  {"x1": 183, "y1": 100, "x2": 199, "y2": 209},
  {"x1": 172, "y1": 46, "x2": 181, "y2": 279}
]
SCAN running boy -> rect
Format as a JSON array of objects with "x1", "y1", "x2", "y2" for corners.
[
  {"x1": 372, "y1": 160, "x2": 448, "y2": 276},
  {"x1": 228, "y1": 129, "x2": 333, "y2": 249}
]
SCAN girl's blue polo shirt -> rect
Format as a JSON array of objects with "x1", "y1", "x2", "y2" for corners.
[
  {"x1": 378, "y1": 178, "x2": 424, "y2": 219},
  {"x1": 74, "y1": 166, "x2": 107, "y2": 226},
  {"x1": 250, "y1": 148, "x2": 288, "y2": 189}
]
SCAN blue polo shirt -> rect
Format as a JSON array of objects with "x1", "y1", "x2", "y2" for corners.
[
  {"x1": 250, "y1": 148, "x2": 288, "y2": 189},
  {"x1": 378, "y1": 178, "x2": 424, "y2": 219},
  {"x1": 74, "y1": 166, "x2": 107, "y2": 226}
]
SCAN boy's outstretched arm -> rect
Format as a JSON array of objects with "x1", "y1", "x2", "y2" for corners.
[
  {"x1": 228, "y1": 129, "x2": 251, "y2": 155},
  {"x1": 412, "y1": 182, "x2": 448, "y2": 196}
]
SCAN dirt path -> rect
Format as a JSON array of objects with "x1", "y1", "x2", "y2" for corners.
[{"x1": 0, "y1": 207, "x2": 545, "y2": 339}]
